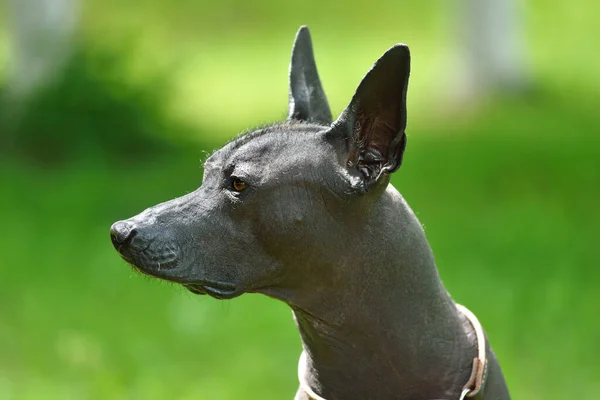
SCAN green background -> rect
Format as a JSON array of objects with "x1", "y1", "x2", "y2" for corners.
[{"x1": 1, "y1": 0, "x2": 598, "y2": 398}]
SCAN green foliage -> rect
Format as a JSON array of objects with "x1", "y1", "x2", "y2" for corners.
[{"x1": 0, "y1": 42, "x2": 189, "y2": 165}]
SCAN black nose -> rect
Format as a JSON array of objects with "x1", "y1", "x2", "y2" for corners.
[{"x1": 110, "y1": 221, "x2": 136, "y2": 248}]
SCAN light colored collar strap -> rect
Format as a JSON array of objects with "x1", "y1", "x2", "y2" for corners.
[
  {"x1": 298, "y1": 303, "x2": 488, "y2": 400},
  {"x1": 298, "y1": 350, "x2": 326, "y2": 400},
  {"x1": 456, "y1": 304, "x2": 488, "y2": 399}
]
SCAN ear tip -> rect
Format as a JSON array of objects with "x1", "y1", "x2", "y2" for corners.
[
  {"x1": 292, "y1": 26, "x2": 314, "y2": 56},
  {"x1": 387, "y1": 44, "x2": 411, "y2": 58},
  {"x1": 295, "y1": 25, "x2": 312, "y2": 41},
  {"x1": 372, "y1": 44, "x2": 410, "y2": 72}
]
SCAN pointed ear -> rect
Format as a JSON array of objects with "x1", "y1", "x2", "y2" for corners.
[
  {"x1": 287, "y1": 26, "x2": 332, "y2": 125},
  {"x1": 332, "y1": 44, "x2": 410, "y2": 189}
]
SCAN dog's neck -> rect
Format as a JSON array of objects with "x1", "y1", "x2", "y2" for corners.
[{"x1": 284, "y1": 186, "x2": 477, "y2": 399}]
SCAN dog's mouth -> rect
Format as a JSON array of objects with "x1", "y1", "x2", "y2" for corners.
[
  {"x1": 183, "y1": 282, "x2": 239, "y2": 299},
  {"x1": 122, "y1": 257, "x2": 240, "y2": 300},
  {"x1": 111, "y1": 233, "x2": 240, "y2": 300}
]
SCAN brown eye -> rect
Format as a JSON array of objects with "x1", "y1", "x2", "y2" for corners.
[{"x1": 232, "y1": 177, "x2": 247, "y2": 192}]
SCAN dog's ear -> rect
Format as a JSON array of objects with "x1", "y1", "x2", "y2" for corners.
[
  {"x1": 287, "y1": 26, "x2": 332, "y2": 125},
  {"x1": 331, "y1": 44, "x2": 410, "y2": 190}
]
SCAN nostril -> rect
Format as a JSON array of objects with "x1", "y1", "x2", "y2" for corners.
[{"x1": 110, "y1": 221, "x2": 137, "y2": 247}]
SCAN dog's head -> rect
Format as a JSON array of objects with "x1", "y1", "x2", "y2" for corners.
[{"x1": 110, "y1": 26, "x2": 410, "y2": 299}]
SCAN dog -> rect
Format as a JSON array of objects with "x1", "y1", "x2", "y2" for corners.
[{"x1": 110, "y1": 26, "x2": 510, "y2": 400}]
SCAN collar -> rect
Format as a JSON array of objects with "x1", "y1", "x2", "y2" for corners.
[{"x1": 298, "y1": 303, "x2": 489, "y2": 400}]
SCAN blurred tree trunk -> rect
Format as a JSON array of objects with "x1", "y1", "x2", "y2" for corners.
[
  {"x1": 5, "y1": 0, "x2": 78, "y2": 101},
  {"x1": 1, "y1": 0, "x2": 78, "y2": 155},
  {"x1": 454, "y1": 0, "x2": 529, "y2": 101}
]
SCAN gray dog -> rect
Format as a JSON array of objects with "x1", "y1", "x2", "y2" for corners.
[{"x1": 110, "y1": 26, "x2": 510, "y2": 400}]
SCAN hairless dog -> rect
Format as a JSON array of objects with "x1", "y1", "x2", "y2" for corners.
[{"x1": 111, "y1": 26, "x2": 511, "y2": 400}]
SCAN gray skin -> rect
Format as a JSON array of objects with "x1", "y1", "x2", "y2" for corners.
[{"x1": 110, "y1": 26, "x2": 510, "y2": 400}]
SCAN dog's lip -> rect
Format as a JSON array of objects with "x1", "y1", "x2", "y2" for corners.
[
  {"x1": 116, "y1": 252, "x2": 239, "y2": 299},
  {"x1": 183, "y1": 281, "x2": 239, "y2": 299},
  {"x1": 118, "y1": 252, "x2": 180, "y2": 276}
]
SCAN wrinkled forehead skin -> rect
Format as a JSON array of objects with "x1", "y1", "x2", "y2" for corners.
[{"x1": 205, "y1": 123, "x2": 340, "y2": 186}]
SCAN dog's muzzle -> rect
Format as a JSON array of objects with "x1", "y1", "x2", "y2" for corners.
[{"x1": 110, "y1": 219, "x2": 180, "y2": 272}]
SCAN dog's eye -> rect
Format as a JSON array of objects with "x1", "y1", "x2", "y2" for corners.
[{"x1": 232, "y1": 177, "x2": 247, "y2": 192}]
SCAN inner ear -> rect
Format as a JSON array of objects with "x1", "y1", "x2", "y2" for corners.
[{"x1": 331, "y1": 44, "x2": 410, "y2": 190}]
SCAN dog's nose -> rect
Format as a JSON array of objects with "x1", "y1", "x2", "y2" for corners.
[{"x1": 110, "y1": 220, "x2": 136, "y2": 248}]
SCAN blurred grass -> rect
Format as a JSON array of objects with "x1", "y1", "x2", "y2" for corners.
[
  {"x1": 1, "y1": 0, "x2": 600, "y2": 399},
  {"x1": 1, "y1": 94, "x2": 599, "y2": 399}
]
